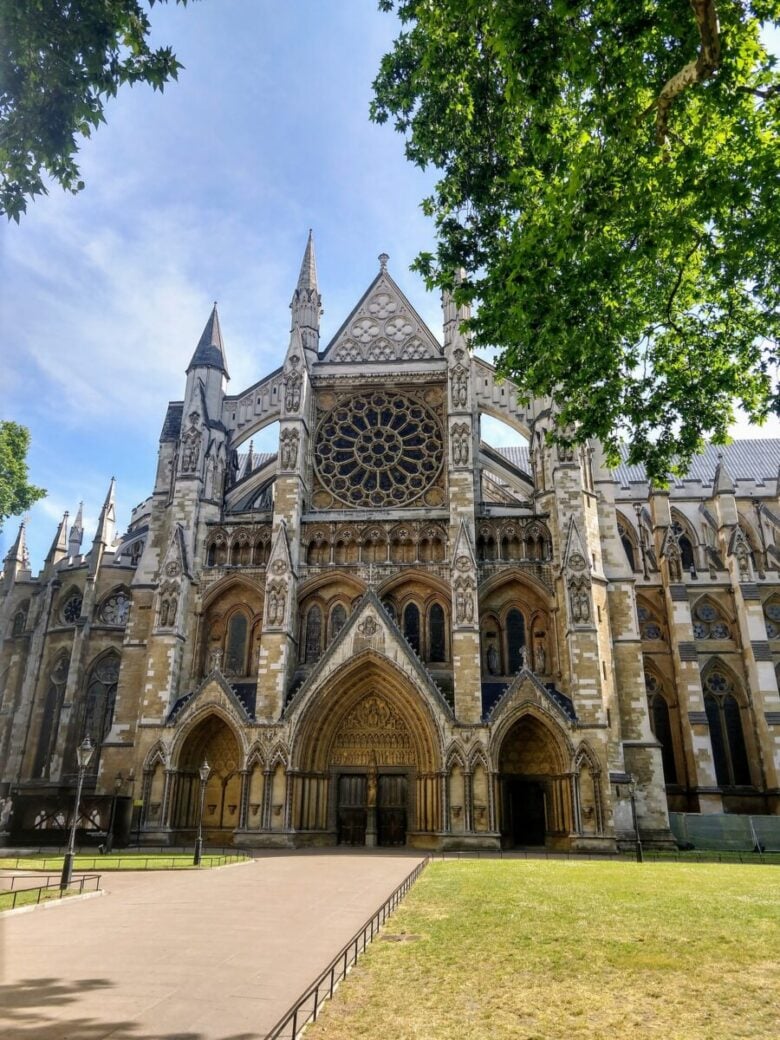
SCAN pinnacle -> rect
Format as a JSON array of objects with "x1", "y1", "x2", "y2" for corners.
[
  {"x1": 187, "y1": 303, "x2": 229, "y2": 377},
  {"x1": 296, "y1": 229, "x2": 319, "y2": 293}
]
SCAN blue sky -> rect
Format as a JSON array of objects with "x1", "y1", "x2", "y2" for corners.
[{"x1": 2, "y1": 3, "x2": 779, "y2": 568}]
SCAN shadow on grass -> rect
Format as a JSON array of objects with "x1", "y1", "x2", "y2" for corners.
[{"x1": 0, "y1": 977, "x2": 259, "y2": 1039}]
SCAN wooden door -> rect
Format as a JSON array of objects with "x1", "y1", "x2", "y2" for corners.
[
  {"x1": 337, "y1": 774, "x2": 367, "y2": 846},
  {"x1": 377, "y1": 774, "x2": 407, "y2": 847}
]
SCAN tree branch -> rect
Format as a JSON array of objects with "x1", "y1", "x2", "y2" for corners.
[{"x1": 654, "y1": 0, "x2": 721, "y2": 145}]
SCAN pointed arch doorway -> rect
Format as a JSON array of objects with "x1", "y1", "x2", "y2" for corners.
[
  {"x1": 291, "y1": 658, "x2": 443, "y2": 847},
  {"x1": 172, "y1": 714, "x2": 242, "y2": 835},
  {"x1": 497, "y1": 713, "x2": 573, "y2": 848}
]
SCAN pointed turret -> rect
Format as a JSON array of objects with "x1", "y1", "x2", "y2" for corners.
[
  {"x1": 290, "y1": 230, "x2": 322, "y2": 361},
  {"x1": 713, "y1": 451, "x2": 735, "y2": 495},
  {"x1": 3, "y1": 519, "x2": 30, "y2": 588},
  {"x1": 68, "y1": 501, "x2": 84, "y2": 559},
  {"x1": 92, "y1": 478, "x2": 117, "y2": 552},
  {"x1": 442, "y1": 268, "x2": 471, "y2": 345},
  {"x1": 44, "y1": 512, "x2": 69, "y2": 571},
  {"x1": 187, "y1": 303, "x2": 229, "y2": 378}
]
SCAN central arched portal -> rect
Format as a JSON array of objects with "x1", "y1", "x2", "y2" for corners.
[
  {"x1": 292, "y1": 661, "x2": 443, "y2": 848},
  {"x1": 498, "y1": 713, "x2": 573, "y2": 848},
  {"x1": 172, "y1": 714, "x2": 242, "y2": 835},
  {"x1": 331, "y1": 693, "x2": 416, "y2": 847}
]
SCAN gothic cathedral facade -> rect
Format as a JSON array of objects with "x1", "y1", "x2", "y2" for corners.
[{"x1": 2, "y1": 236, "x2": 780, "y2": 850}]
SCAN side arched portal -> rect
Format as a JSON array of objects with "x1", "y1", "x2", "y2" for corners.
[
  {"x1": 497, "y1": 711, "x2": 573, "y2": 848},
  {"x1": 171, "y1": 714, "x2": 243, "y2": 834},
  {"x1": 291, "y1": 655, "x2": 443, "y2": 848}
]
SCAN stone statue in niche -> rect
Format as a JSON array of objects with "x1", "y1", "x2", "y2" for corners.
[
  {"x1": 267, "y1": 580, "x2": 287, "y2": 626},
  {"x1": 451, "y1": 422, "x2": 470, "y2": 465},
  {"x1": 284, "y1": 355, "x2": 302, "y2": 412},
  {"x1": 454, "y1": 577, "x2": 475, "y2": 624},
  {"x1": 534, "y1": 640, "x2": 546, "y2": 673},
  {"x1": 569, "y1": 580, "x2": 591, "y2": 623},
  {"x1": 209, "y1": 647, "x2": 223, "y2": 671},
  {"x1": 733, "y1": 535, "x2": 752, "y2": 581},
  {"x1": 451, "y1": 365, "x2": 468, "y2": 409},
  {"x1": 486, "y1": 642, "x2": 499, "y2": 675},
  {"x1": 280, "y1": 429, "x2": 299, "y2": 470},
  {"x1": 663, "y1": 530, "x2": 682, "y2": 581},
  {"x1": 180, "y1": 412, "x2": 202, "y2": 474}
]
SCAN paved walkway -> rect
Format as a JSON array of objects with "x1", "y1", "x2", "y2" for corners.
[{"x1": 0, "y1": 850, "x2": 425, "y2": 1040}]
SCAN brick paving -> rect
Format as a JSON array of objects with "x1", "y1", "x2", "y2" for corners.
[{"x1": 0, "y1": 849, "x2": 425, "y2": 1040}]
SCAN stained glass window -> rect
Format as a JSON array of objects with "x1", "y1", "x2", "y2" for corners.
[
  {"x1": 429, "y1": 604, "x2": 446, "y2": 662},
  {"x1": 403, "y1": 603, "x2": 421, "y2": 654},
  {"x1": 304, "y1": 606, "x2": 322, "y2": 663},
  {"x1": 225, "y1": 613, "x2": 248, "y2": 675},
  {"x1": 506, "y1": 609, "x2": 525, "y2": 673},
  {"x1": 329, "y1": 604, "x2": 347, "y2": 642}
]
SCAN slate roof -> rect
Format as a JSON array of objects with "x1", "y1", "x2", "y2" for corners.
[
  {"x1": 610, "y1": 439, "x2": 780, "y2": 489},
  {"x1": 494, "y1": 440, "x2": 780, "y2": 489},
  {"x1": 160, "y1": 403, "x2": 183, "y2": 442}
]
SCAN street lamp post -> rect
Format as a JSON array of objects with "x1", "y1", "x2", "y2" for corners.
[
  {"x1": 193, "y1": 760, "x2": 210, "y2": 866},
  {"x1": 60, "y1": 736, "x2": 95, "y2": 890},
  {"x1": 105, "y1": 773, "x2": 123, "y2": 854},
  {"x1": 628, "y1": 775, "x2": 644, "y2": 864}
]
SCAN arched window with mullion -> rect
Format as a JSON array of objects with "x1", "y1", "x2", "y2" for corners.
[
  {"x1": 81, "y1": 653, "x2": 120, "y2": 774},
  {"x1": 650, "y1": 694, "x2": 678, "y2": 784},
  {"x1": 33, "y1": 654, "x2": 69, "y2": 779},
  {"x1": 704, "y1": 670, "x2": 752, "y2": 787}
]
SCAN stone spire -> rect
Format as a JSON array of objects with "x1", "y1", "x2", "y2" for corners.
[
  {"x1": 3, "y1": 519, "x2": 29, "y2": 588},
  {"x1": 187, "y1": 303, "x2": 229, "y2": 378},
  {"x1": 290, "y1": 230, "x2": 322, "y2": 361},
  {"x1": 44, "y1": 511, "x2": 69, "y2": 570},
  {"x1": 68, "y1": 501, "x2": 84, "y2": 558}
]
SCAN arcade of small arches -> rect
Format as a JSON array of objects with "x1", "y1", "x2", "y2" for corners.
[
  {"x1": 205, "y1": 525, "x2": 272, "y2": 568},
  {"x1": 616, "y1": 508, "x2": 771, "y2": 577},
  {"x1": 475, "y1": 519, "x2": 552, "y2": 564},
  {"x1": 303, "y1": 522, "x2": 448, "y2": 567},
  {"x1": 140, "y1": 688, "x2": 607, "y2": 850}
]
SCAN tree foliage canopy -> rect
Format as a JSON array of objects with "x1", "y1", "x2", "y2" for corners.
[
  {"x1": 372, "y1": 1, "x2": 780, "y2": 481},
  {"x1": 0, "y1": 0, "x2": 189, "y2": 221},
  {"x1": 0, "y1": 421, "x2": 45, "y2": 531}
]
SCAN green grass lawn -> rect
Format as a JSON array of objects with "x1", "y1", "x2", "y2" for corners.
[
  {"x1": 0, "y1": 852, "x2": 246, "y2": 871},
  {"x1": 308, "y1": 860, "x2": 780, "y2": 1040},
  {"x1": 0, "y1": 886, "x2": 79, "y2": 911}
]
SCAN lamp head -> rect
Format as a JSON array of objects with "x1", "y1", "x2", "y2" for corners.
[
  {"x1": 76, "y1": 736, "x2": 95, "y2": 770},
  {"x1": 199, "y1": 760, "x2": 210, "y2": 783}
]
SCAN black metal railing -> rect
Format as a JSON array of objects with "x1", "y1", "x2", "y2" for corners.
[
  {"x1": 0, "y1": 873, "x2": 101, "y2": 912},
  {"x1": 0, "y1": 852, "x2": 247, "y2": 871},
  {"x1": 265, "y1": 856, "x2": 429, "y2": 1040}
]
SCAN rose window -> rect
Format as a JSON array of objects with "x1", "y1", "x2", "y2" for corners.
[
  {"x1": 314, "y1": 391, "x2": 444, "y2": 507},
  {"x1": 100, "y1": 591, "x2": 131, "y2": 626}
]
